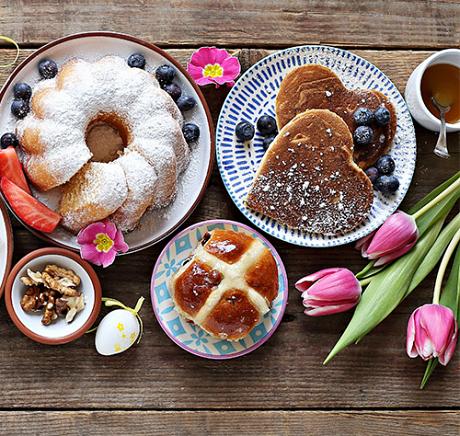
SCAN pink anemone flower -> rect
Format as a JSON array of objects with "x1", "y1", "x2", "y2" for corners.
[
  {"x1": 77, "y1": 220, "x2": 129, "y2": 268},
  {"x1": 187, "y1": 47, "x2": 241, "y2": 87}
]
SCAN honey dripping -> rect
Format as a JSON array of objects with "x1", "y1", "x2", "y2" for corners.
[{"x1": 421, "y1": 63, "x2": 460, "y2": 124}]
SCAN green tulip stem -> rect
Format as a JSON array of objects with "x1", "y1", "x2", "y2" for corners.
[
  {"x1": 358, "y1": 277, "x2": 373, "y2": 287},
  {"x1": 412, "y1": 178, "x2": 460, "y2": 221},
  {"x1": 432, "y1": 228, "x2": 460, "y2": 305}
]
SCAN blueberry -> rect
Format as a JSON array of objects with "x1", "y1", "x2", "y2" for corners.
[
  {"x1": 0, "y1": 132, "x2": 19, "y2": 149},
  {"x1": 182, "y1": 123, "x2": 200, "y2": 143},
  {"x1": 375, "y1": 175, "x2": 399, "y2": 195},
  {"x1": 374, "y1": 106, "x2": 391, "y2": 126},
  {"x1": 375, "y1": 154, "x2": 395, "y2": 175},
  {"x1": 235, "y1": 121, "x2": 255, "y2": 142},
  {"x1": 155, "y1": 64, "x2": 176, "y2": 85},
  {"x1": 176, "y1": 95, "x2": 196, "y2": 112},
  {"x1": 11, "y1": 99, "x2": 29, "y2": 119},
  {"x1": 162, "y1": 83, "x2": 182, "y2": 102},
  {"x1": 13, "y1": 83, "x2": 32, "y2": 100},
  {"x1": 365, "y1": 166, "x2": 379, "y2": 184},
  {"x1": 257, "y1": 115, "x2": 277, "y2": 136},
  {"x1": 127, "y1": 53, "x2": 146, "y2": 69},
  {"x1": 38, "y1": 59, "x2": 58, "y2": 79},
  {"x1": 353, "y1": 107, "x2": 374, "y2": 126},
  {"x1": 262, "y1": 135, "x2": 276, "y2": 149},
  {"x1": 353, "y1": 125, "x2": 373, "y2": 146}
]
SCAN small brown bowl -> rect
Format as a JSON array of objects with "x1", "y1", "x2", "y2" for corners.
[{"x1": 5, "y1": 248, "x2": 102, "y2": 345}]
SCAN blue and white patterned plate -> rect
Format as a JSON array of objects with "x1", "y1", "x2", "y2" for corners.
[
  {"x1": 150, "y1": 220, "x2": 288, "y2": 359},
  {"x1": 216, "y1": 45, "x2": 416, "y2": 247}
]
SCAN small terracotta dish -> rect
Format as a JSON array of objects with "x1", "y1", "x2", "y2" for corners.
[{"x1": 5, "y1": 248, "x2": 102, "y2": 345}]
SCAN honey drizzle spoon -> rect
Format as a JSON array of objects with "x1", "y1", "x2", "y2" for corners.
[{"x1": 431, "y1": 96, "x2": 451, "y2": 159}]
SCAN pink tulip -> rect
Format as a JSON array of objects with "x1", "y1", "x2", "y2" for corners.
[
  {"x1": 295, "y1": 268, "x2": 362, "y2": 316},
  {"x1": 187, "y1": 47, "x2": 241, "y2": 87},
  {"x1": 77, "y1": 219, "x2": 129, "y2": 268},
  {"x1": 406, "y1": 304, "x2": 458, "y2": 366},
  {"x1": 356, "y1": 211, "x2": 418, "y2": 266}
]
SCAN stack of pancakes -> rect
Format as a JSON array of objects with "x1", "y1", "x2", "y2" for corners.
[{"x1": 246, "y1": 65, "x2": 397, "y2": 236}]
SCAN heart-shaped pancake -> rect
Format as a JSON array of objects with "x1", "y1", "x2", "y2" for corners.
[
  {"x1": 275, "y1": 65, "x2": 397, "y2": 169},
  {"x1": 246, "y1": 109, "x2": 373, "y2": 235}
]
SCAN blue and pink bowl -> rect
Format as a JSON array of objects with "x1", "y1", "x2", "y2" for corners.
[{"x1": 150, "y1": 219, "x2": 288, "y2": 359}]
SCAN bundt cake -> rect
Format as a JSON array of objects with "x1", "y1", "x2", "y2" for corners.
[{"x1": 16, "y1": 55, "x2": 191, "y2": 233}]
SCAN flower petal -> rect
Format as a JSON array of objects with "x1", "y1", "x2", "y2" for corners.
[
  {"x1": 373, "y1": 234, "x2": 418, "y2": 266},
  {"x1": 304, "y1": 302, "x2": 357, "y2": 317},
  {"x1": 439, "y1": 323, "x2": 458, "y2": 365},
  {"x1": 99, "y1": 249, "x2": 117, "y2": 268},
  {"x1": 295, "y1": 268, "x2": 343, "y2": 291},
  {"x1": 406, "y1": 309, "x2": 419, "y2": 358},
  {"x1": 305, "y1": 270, "x2": 361, "y2": 302},
  {"x1": 80, "y1": 244, "x2": 103, "y2": 266},
  {"x1": 77, "y1": 222, "x2": 107, "y2": 244},
  {"x1": 220, "y1": 56, "x2": 241, "y2": 79},
  {"x1": 186, "y1": 63, "x2": 204, "y2": 81},
  {"x1": 114, "y1": 230, "x2": 129, "y2": 253},
  {"x1": 366, "y1": 211, "x2": 418, "y2": 257},
  {"x1": 102, "y1": 220, "x2": 117, "y2": 240},
  {"x1": 189, "y1": 47, "x2": 216, "y2": 66}
]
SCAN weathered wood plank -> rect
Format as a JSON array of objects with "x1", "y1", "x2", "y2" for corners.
[
  {"x1": 1, "y1": 1, "x2": 459, "y2": 49},
  {"x1": 0, "y1": 47, "x2": 458, "y2": 409},
  {"x1": 0, "y1": 410, "x2": 459, "y2": 436},
  {"x1": 0, "y1": 48, "x2": 438, "y2": 94}
]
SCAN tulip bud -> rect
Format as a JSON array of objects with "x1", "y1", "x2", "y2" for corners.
[
  {"x1": 406, "y1": 304, "x2": 458, "y2": 366},
  {"x1": 295, "y1": 268, "x2": 362, "y2": 316},
  {"x1": 356, "y1": 211, "x2": 418, "y2": 266}
]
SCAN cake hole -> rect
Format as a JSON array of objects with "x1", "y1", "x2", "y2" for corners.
[{"x1": 85, "y1": 113, "x2": 130, "y2": 163}]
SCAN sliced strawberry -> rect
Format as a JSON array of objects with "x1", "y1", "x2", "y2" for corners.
[
  {"x1": 1, "y1": 177, "x2": 61, "y2": 233},
  {"x1": 0, "y1": 146, "x2": 31, "y2": 194}
]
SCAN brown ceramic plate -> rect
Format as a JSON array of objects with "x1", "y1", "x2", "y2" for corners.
[
  {"x1": 5, "y1": 248, "x2": 102, "y2": 345},
  {"x1": 0, "y1": 199, "x2": 13, "y2": 299},
  {"x1": 0, "y1": 31, "x2": 215, "y2": 254}
]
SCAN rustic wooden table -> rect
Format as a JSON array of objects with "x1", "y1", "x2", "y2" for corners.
[{"x1": 0, "y1": 1, "x2": 459, "y2": 435}]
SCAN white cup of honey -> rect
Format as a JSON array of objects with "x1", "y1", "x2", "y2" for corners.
[{"x1": 405, "y1": 49, "x2": 460, "y2": 132}]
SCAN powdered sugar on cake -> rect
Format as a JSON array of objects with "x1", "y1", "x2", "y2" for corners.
[{"x1": 17, "y1": 55, "x2": 191, "y2": 233}]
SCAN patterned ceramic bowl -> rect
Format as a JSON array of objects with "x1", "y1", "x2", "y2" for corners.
[
  {"x1": 216, "y1": 45, "x2": 417, "y2": 247},
  {"x1": 150, "y1": 220, "x2": 288, "y2": 359}
]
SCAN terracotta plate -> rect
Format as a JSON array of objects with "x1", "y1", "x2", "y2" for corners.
[{"x1": 0, "y1": 31, "x2": 214, "y2": 254}]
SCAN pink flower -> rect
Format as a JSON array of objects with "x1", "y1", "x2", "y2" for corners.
[
  {"x1": 406, "y1": 304, "x2": 458, "y2": 366},
  {"x1": 356, "y1": 211, "x2": 418, "y2": 266},
  {"x1": 77, "y1": 220, "x2": 129, "y2": 268},
  {"x1": 295, "y1": 268, "x2": 362, "y2": 316},
  {"x1": 187, "y1": 47, "x2": 240, "y2": 87}
]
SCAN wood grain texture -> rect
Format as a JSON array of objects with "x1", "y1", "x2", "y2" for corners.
[
  {"x1": 1, "y1": 1, "x2": 459, "y2": 49},
  {"x1": 0, "y1": 47, "x2": 459, "y2": 411},
  {"x1": 0, "y1": 411, "x2": 459, "y2": 435}
]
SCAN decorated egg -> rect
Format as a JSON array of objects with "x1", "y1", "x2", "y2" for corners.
[{"x1": 95, "y1": 309, "x2": 140, "y2": 356}]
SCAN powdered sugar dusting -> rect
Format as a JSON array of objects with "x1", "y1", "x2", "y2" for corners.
[{"x1": 17, "y1": 55, "x2": 191, "y2": 232}]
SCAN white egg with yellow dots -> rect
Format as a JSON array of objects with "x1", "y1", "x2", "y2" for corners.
[{"x1": 95, "y1": 309, "x2": 140, "y2": 356}]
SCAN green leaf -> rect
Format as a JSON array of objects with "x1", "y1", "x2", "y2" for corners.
[
  {"x1": 415, "y1": 186, "x2": 460, "y2": 237},
  {"x1": 409, "y1": 213, "x2": 460, "y2": 297},
  {"x1": 408, "y1": 171, "x2": 460, "y2": 215},
  {"x1": 420, "y1": 244, "x2": 460, "y2": 389},
  {"x1": 356, "y1": 172, "x2": 460, "y2": 280},
  {"x1": 324, "y1": 217, "x2": 445, "y2": 364},
  {"x1": 420, "y1": 359, "x2": 438, "y2": 389}
]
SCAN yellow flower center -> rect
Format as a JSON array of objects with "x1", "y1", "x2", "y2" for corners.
[
  {"x1": 203, "y1": 63, "x2": 223, "y2": 79},
  {"x1": 94, "y1": 233, "x2": 114, "y2": 253}
]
